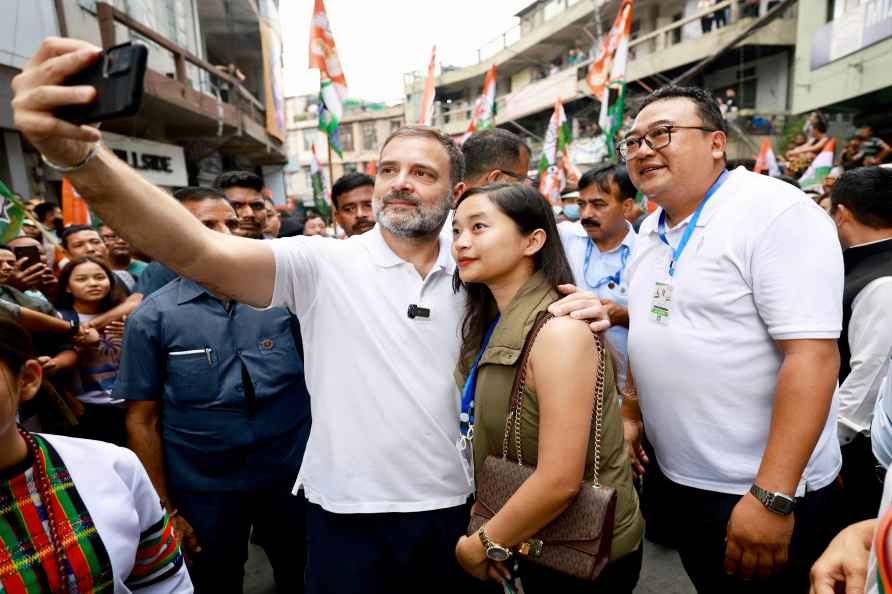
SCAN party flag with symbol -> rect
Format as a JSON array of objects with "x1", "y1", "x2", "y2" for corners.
[
  {"x1": 0, "y1": 180, "x2": 25, "y2": 243},
  {"x1": 538, "y1": 100, "x2": 571, "y2": 205},
  {"x1": 462, "y1": 65, "x2": 497, "y2": 143},
  {"x1": 587, "y1": 0, "x2": 633, "y2": 158},
  {"x1": 309, "y1": 0, "x2": 348, "y2": 157},
  {"x1": 798, "y1": 138, "x2": 837, "y2": 190},
  {"x1": 418, "y1": 45, "x2": 437, "y2": 126}
]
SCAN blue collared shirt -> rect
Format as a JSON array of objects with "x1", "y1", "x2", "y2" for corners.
[
  {"x1": 113, "y1": 277, "x2": 311, "y2": 491},
  {"x1": 559, "y1": 221, "x2": 637, "y2": 388}
]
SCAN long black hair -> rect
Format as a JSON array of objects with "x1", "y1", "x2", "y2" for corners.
[
  {"x1": 54, "y1": 257, "x2": 127, "y2": 313},
  {"x1": 0, "y1": 318, "x2": 35, "y2": 373},
  {"x1": 453, "y1": 182, "x2": 574, "y2": 372}
]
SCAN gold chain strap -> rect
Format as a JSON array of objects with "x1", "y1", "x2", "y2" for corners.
[{"x1": 502, "y1": 317, "x2": 607, "y2": 486}]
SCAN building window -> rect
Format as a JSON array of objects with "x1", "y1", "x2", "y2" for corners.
[
  {"x1": 391, "y1": 119, "x2": 402, "y2": 134},
  {"x1": 344, "y1": 163, "x2": 358, "y2": 173},
  {"x1": 302, "y1": 166, "x2": 312, "y2": 190},
  {"x1": 340, "y1": 125, "x2": 354, "y2": 152},
  {"x1": 672, "y1": 13, "x2": 683, "y2": 45},
  {"x1": 361, "y1": 122, "x2": 378, "y2": 152}
]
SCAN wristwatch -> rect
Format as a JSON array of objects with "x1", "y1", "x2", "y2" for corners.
[
  {"x1": 750, "y1": 484, "x2": 796, "y2": 515},
  {"x1": 477, "y1": 526, "x2": 512, "y2": 562}
]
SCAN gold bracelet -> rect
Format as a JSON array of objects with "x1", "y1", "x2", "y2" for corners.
[{"x1": 41, "y1": 142, "x2": 101, "y2": 173}]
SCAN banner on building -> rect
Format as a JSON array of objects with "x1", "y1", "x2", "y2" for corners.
[
  {"x1": 811, "y1": 0, "x2": 892, "y2": 69},
  {"x1": 259, "y1": 0, "x2": 286, "y2": 141},
  {"x1": 103, "y1": 132, "x2": 187, "y2": 187}
]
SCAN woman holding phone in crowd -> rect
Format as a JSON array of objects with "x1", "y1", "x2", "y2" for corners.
[
  {"x1": 53, "y1": 256, "x2": 127, "y2": 445},
  {"x1": 451, "y1": 183, "x2": 643, "y2": 592}
]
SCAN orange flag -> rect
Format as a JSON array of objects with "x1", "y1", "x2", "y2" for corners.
[
  {"x1": 418, "y1": 45, "x2": 437, "y2": 126},
  {"x1": 61, "y1": 178, "x2": 90, "y2": 226},
  {"x1": 586, "y1": 0, "x2": 633, "y2": 102}
]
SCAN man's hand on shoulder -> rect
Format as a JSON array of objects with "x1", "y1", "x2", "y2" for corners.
[{"x1": 548, "y1": 284, "x2": 610, "y2": 333}]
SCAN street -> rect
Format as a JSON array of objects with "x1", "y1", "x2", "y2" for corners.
[{"x1": 244, "y1": 537, "x2": 696, "y2": 593}]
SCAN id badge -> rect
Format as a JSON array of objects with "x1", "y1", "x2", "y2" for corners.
[
  {"x1": 456, "y1": 436, "x2": 475, "y2": 487},
  {"x1": 650, "y1": 281, "x2": 672, "y2": 324}
]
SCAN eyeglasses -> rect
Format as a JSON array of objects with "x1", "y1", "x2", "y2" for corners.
[
  {"x1": 499, "y1": 170, "x2": 535, "y2": 186},
  {"x1": 616, "y1": 125, "x2": 718, "y2": 161}
]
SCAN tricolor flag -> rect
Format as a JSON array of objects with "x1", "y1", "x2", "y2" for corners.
[
  {"x1": 462, "y1": 65, "x2": 497, "y2": 143},
  {"x1": 538, "y1": 100, "x2": 571, "y2": 205},
  {"x1": 310, "y1": 144, "x2": 331, "y2": 219},
  {"x1": 309, "y1": 0, "x2": 348, "y2": 157},
  {"x1": 418, "y1": 45, "x2": 437, "y2": 126},
  {"x1": 587, "y1": 0, "x2": 633, "y2": 159},
  {"x1": 0, "y1": 180, "x2": 25, "y2": 243},
  {"x1": 799, "y1": 138, "x2": 837, "y2": 190},
  {"x1": 754, "y1": 138, "x2": 780, "y2": 177}
]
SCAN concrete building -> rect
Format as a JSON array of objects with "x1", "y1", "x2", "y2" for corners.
[
  {"x1": 284, "y1": 95, "x2": 403, "y2": 206},
  {"x1": 403, "y1": 0, "x2": 798, "y2": 168},
  {"x1": 0, "y1": 0, "x2": 288, "y2": 204},
  {"x1": 792, "y1": 0, "x2": 892, "y2": 137}
]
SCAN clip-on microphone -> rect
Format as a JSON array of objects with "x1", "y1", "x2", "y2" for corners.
[{"x1": 407, "y1": 304, "x2": 431, "y2": 319}]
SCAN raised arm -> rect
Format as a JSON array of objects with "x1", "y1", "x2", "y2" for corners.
[{"x1": 11, "y1": 38, "x2": 275, "y2": 307}]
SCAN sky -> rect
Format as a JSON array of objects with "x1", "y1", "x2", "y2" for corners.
[{"x1": 280, "y1": 0, "x2": 532, "y2": 104}]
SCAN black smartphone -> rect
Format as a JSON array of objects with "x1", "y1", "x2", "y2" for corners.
[
  {"x1": 55, "y1": 42, "x2": 148, "y2": 125},
  {"x1": 12, "y1": 245, "x2": 41, "y2": 270}
]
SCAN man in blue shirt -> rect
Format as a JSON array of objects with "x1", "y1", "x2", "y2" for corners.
[
  {"x1": 114, "y1": 187, "x2": 311, "y2": 594},
  {"x1": 559, "y1": 164, "x2": 638, "y2": 389}
]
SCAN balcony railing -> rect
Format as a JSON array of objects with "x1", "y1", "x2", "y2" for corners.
[
  {"x1": 95, "y1": 2, "x2": 266, "y2": 131},
  {"x1": 428, "y1": 0, "x2": 795, "y2": 130}
]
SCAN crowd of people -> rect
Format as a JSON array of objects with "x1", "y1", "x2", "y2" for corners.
[{"x1": 2, "y1": 37, "x2": 892, "y2": 594}]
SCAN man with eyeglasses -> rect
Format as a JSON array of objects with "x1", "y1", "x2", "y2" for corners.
[
  {"x1": 460, "y1": 128, "x2": 533, "y2": 189},
  {"x1": 620, "y1": 86, "x2": 844, "y2": 592},
  {"x1": 214, "y1": 171, "x2": 269, "y2": 240}
]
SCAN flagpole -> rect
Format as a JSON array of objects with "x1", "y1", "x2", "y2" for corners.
[{"x1": 326, "y1": 138, "x2": 339, "y2": 237}]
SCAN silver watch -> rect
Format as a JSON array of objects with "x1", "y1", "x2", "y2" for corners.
[{"x1": 750, "y1": 484, "x2": 796, "y2": 515}]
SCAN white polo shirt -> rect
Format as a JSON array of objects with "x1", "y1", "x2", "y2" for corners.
[
  {"x1": 627, "y1": 167, "x2": 843, "y2": 496},
  {"x1": 266, "y1": 225, "x2": 471, "y2": 513},
  {"x1": 559, "y1": 220, "x2": 637, "y2": 388}
]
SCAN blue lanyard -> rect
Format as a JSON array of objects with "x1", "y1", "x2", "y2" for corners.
[
  {"x1": 657, "y1": 170, "x2": 729, "y2": 277},
  {"x1": 460, "y1": 316, "x2": 500, "y2": 439},
  {"x1": 583, "y1": 241, "x2": 631, "y2": 290}
]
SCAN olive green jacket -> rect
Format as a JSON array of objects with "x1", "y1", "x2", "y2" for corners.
[{"x1": 454, "y1": 272, "x2": 643, "y2": 560}]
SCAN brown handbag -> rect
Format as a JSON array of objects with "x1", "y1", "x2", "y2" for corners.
[{"x1": 467, "y1": 312, "x2": 617, "y2": 581}]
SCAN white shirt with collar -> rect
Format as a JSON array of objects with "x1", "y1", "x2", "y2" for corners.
[
  {"x1": 626, "y1": 167, "x2": 843, "y2": 496},
  {"x1": 559, "y1": 220, "x2": 637, "y2": 388},
  {"x1": 266, "y1": 225, "x2": 471, "y2": 513},
  {"x1": 838, "y1": 238, "x2": 892, "y2": 443}
]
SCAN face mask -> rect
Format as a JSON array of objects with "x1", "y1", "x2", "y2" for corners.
[
  {"x1": 552, "y1": 206, "x2": 563, "y2": 217},
  {"x1": 562, "y1": 204, "x2": 580, "y2": 221}
]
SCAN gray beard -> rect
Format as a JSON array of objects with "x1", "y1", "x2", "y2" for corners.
[{"x1": 373, "y1": 192, "x2": 451, "y2": 238}]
